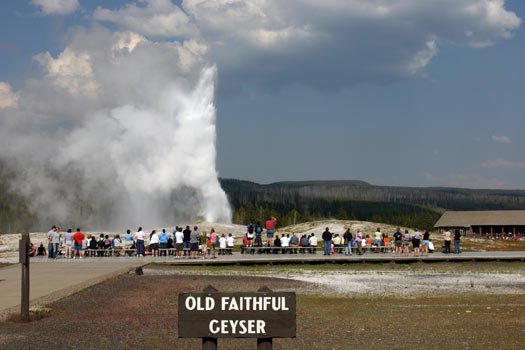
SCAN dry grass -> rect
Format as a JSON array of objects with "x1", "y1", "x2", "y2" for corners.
[{"x1": 0, "y1": 272, "x2": 523, "y2": 349}]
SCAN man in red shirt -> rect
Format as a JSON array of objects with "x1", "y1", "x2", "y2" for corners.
[
  {"x1": 265, "y1": 216, "x2": 277, "y2": 246},
  {"x1": 72, "y1": 228, "x2": 85, "y2": 259}
]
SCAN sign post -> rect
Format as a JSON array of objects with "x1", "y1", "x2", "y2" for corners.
[
  {"x1": 178, "y1": 286, "x2": 296, "y2": 349},
  {"x1": 19, "y1": 232, "x2": 30, "y2": 321}
]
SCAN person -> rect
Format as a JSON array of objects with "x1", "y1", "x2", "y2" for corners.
[
  {"x1": 28, "y1": 242, "x2": 37, "y2": 257},
  {"x1": 183, "y1": 226, "x2": 192, "y2": 256},
  {"x1": 382, "y1": 234, "x2": 390, "y2": 253},
  {"x1": 453, "y1": 229, "x2": 461, "y2": 254},
  {"x1": 442, "y1": 230, "x2": 451, "y2": 254},
  {"x1": 135, "y1": 227, "x2": 145, "y2": 257},
  {"x1": 242, "y1": 233, "x2": 250, "y2": 253},
  {"x1": 265, "y1": 216, "x2": 277, "y2": 246},
  {"x1": 198, "y1": 231, "x2": 208, "y2": 258},
  {"x1": 355, "y1": 230, "x2": 363, "y2": 255},
  {"x1": 247, "y1": 222, "x2": 255, "y2": 244},
  {"x1": 308, "y1": 233, "x2": 318, "y2": 254},
  {"x1": 88, "y1": 235, "x2": 97, "y2": 256},
  {"x1": 343, "y1": 229, "x2": 353, "y2": 256},
  {"x1": 422, "y1": 230, "x2": 430, "y2": 256},
  {"x1": 393, "y1": 228, "x2": 402, "y2": 256},
  {"x1": 402, "y1": 230, "x2": 411, "y2": 256},
  {"x1": 112, "y1": 234, "x2": 123, "y2": 255},
  {"x1": 159, "y1": 229, "x2": 169, "y2": 256},
  {"x1": 273, "y1": 235, "x2": 282, "y2": 254},
  {"x1": 289, "y1": 233, "x2": 299, "y2": 254},
  {"x1": 322, "y1": 227, "x2": 333, "y2": 256},
  {"x1": 149, "y1": 230, "x2": 159, "y2": 257},
  {"x1": 37, "y1": 242, "x2": 47, "y2": 256},
  {"x1": 209, "y1": 228, "x2": 218, "y2": 259},
  {"x1": 64, "y1": 229, "x2": 73, "y2": 259},
  {"x1": 123, "y1": 229, "x2": 133, "y2": 250},
  {"x1": 332, "y1": 234, "x2": 343, "y2": 254},
  {"x1": 226, "y1": 233, "x2": 235, "y2": 254},
  {"x1": 47, "y1": 226, "x2": 57, "y2": 259},
  {"x1": 189, "y1": 227, "x2": 200, "y2": 258},
  {"x1": 175, "y1": 227, "x2": 184, "y2": 258},
  {"x1": 412, "y1": 229, "x2": 421, "y2": 257},
  {"x1": 72, "y1": 228, "x2": 85, "y2": 259},
  {"x1": 254, "y1": 221, "x2": 264, "y2": 247},
  {"x1": 279, "y1": 233, "x2": 288, "y2": 253},
  {"x1": 219, "y1": 234, "x2": 227, "y2": 255},
  {"x1": 428, "y1": 239, "x2": 435, "y2": 253},
  {"x1": 374, "y1": 228, "x2": 382, "y2": 253},
  {"x1": 300, "y1": 234, "x2": 309, "y2": 254}
]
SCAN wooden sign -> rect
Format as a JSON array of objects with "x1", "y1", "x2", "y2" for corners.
[{"x1": 178, "y1": 292, "x2": 296, "y2": 338}]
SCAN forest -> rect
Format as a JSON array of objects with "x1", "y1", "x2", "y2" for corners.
[{"x1": 1, "y1": 176, "x2": 525, "y2": 233}]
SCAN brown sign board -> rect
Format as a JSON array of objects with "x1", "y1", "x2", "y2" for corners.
[{"x1": 178, "y1": 292, "x2": 296, "y2": 338}]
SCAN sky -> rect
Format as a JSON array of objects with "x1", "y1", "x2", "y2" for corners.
[{"x1": 1, "y1": 0, "x2": 524, "y2": 191}]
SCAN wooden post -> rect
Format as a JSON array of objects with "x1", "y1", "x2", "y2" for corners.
[
  {"x1": 258, "y1": 286, "x2": 273, "y2": 350},
  {"x1": 19, "y1": 233, "x2": 30, "y2": 321},
  {"x1": 202, "y1": 337, "x2": 217, "y2": 350},
  {"x1": 202, "y1": 285, "x2": 218, "y2": 350}
]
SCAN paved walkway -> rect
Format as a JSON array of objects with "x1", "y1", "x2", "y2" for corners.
[{"x1": 1, "y1": 251, "x2": 524, "y2": 319}]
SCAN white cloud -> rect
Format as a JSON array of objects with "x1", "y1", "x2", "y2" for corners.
[
  {"x1": 31, "y1": 0, "x2": 80, "y2": 15},
  {"x1": 93, "y1": 0, "x2": 521, "y2": 92},
  {"x1": 33, "y1": 48, "x2": 99, "y2": 96},
  {"x1": 94, "y1": 0, "x2": 196, "y2": 37},
  {"x1": 0, "y1": 82, "x2": 18, "y2": 109},
  {"x1": 491, "y1": 135, "x2": 512, "y2": 143},
  {"x1": 481, "y1": 159, "x2": 525, "y2": 169}
]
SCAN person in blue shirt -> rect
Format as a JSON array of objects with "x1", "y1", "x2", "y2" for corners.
[{"x1": 159, "y1": 229, "x2": 169, "y2": 256}]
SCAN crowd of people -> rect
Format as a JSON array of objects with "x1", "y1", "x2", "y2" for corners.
[{"x1": 34, "y1": 217, "x2": 464, "y2": 260}]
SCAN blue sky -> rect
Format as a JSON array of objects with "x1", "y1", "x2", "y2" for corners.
[{"x1": 1, "y1": 0, "x2": 524, "y2": 190}]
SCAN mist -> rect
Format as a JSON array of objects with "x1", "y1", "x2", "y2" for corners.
[{"x1": 0, "y1": 28, "x2": 231, "y2": 229}]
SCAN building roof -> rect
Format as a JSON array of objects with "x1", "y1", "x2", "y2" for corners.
[{"x1": 434, "y1": 210, "x2": 525, "y2": 228}]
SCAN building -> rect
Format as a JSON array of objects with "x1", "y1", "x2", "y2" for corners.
[{"x1": 434, "y1": 210, "x2": 525, "y2": 236}]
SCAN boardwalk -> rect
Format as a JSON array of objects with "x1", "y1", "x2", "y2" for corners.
[{"x1": 1, "y1": 251, "x2": 524, "y2": 319}]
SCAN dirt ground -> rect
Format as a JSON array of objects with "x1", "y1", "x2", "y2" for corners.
[{"x1": 0, "y1": 266, "x2": 523, "y2": 350}]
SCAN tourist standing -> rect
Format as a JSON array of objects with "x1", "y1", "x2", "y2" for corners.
[
  {"x1": 189, "y1": 226, "x2": 200, "y2": 258},
  {"x1": 255, "y1": 221, "x2": 264, "y2": 247},
  {"x1": 322, "y1": 227, "x2": 333, "y2": 256},
  {"x1": 183, "y1": 226, "x2": 192, "y2": 256},
  {"x1": 412, "y1": 229, "x2": 421, "y2": 257},
  {"x1": 150, "y1": 230, "x2": 160, "y2": 257},
  {"x1": 135, "y1": 227, "x2": 145, "y2": 257},
  {"x1": 159, "y1": 229, "x2": 169, "y2": 256},
  {"x1": 209, "y1": 228, "x2": 218, "y2": 259},
  {"x1": 175, "y1": 227, "x2": 184, "y2": 258},
  {"x1": 355, "y1": 230, "x2": 363, "y2": 255},
  {"x1": 393, "y1": 228, "x2": 402, "y2": 256},
  {"x1": 442, "y1": 230, "x2": 451, "y2": 254},
  {"x1": 402, "y1": 230, "x2": 411, "y2": 256},
  {"x1": 343, "y1": 229, "x2": 353, "y2": 256},
  {"x1": 265, "y1": 217, "x2": 277, "y2": 246},
  {"x1": 453, "y1": 229, "x2": 461, "y2": 254},
  {"x1": 64, "y1": 229, "x2": 73, "y2": 258},
  {"x1": 72, "y1": 228, "x2": 85, "y2": 259},
  {"x1": 422, "y1": 230, "x2": 430, "y2": 256},
  {"x1": 47, "y1": 226, "x2": 57, "y2": 259}
]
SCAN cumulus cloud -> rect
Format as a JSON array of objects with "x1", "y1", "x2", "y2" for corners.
[
  {"x1": 481, "y1": 159, "x2": 525, "y2": 169},
  {"x1": 31, "y1": 0, "x2": 80, "y2": 15},
  {"x1": 33, "y1": 48, "x2": 99, "y2": 96},
  {"x1": 0, "y1": 82, "x2": 18, "y2": 109},
  {"x1": 93, "y1": 0, "x2": 197, "y2": 37},
  {"x1": 93, "y1": 0, "x2": 521, "y2": 92},
  {"x1": 491, "y1": 135, "x2": 512, "y2": 143}
]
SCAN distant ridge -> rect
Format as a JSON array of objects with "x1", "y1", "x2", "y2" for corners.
[{"x1": 220, "y1": 178, "x2": 525, "y2": 211}]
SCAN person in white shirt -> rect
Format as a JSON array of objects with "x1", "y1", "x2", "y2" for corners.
[
  {"x1": 226, "y1": 233, "x2": 235, "y2": 255},
  {"x1": 175, "y1": 227, "x2": 184, "y2": 258},
  {"x1": 134, "y1": 227, "x2": 145, "y2": 257},
  {"x1": 308, "y1": 233, "x2": 318, "y2": 254},
  {"x1": 281, "y1": 234, "x2": 290, "y2": 253},
  {"x1": 219, "y1": 234, "x2": 227, "y2": 255},
  {"x1": 149, "y1": 230, "x2": 160, "y2": 257}
]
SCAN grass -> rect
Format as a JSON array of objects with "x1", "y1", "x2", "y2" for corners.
[{"x1": 0, "y1": 272, "x2": 523, "y2": 349}]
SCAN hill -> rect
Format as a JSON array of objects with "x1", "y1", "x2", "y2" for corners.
[{"x1": 220, "y1": 179, "x2": 525, "y2": 229}]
